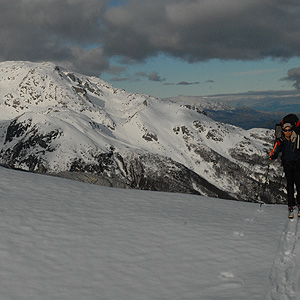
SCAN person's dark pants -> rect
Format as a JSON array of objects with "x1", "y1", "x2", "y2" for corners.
[{"x1": 283, "y1": 159, "x2": 300, "y2": 207}]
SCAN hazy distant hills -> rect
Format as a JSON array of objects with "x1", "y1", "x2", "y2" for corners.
[
  {"x1": 205, "y1": 108, "x2": 283, "y2": 130},
  {"x1": 168, "y1": 94, "x2": 300, "y2": 130}
]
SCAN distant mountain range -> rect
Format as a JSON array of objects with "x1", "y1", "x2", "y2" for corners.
[
  {"x1": 0, "y1": 61, "x2": 285, "y2": 203},
  {"x1": 168, "y1": 95, "x2": 299, "y2": 130},
  {"x1": 184, "y1": 90, "x2": 300, "y2": 112}
]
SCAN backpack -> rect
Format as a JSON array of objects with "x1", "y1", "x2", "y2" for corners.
[{"x1": 275, "y1": 113, "x2": 300, "y2": 142}]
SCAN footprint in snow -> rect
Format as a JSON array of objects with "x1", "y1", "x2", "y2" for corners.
[
  {"x1": 233, "y1": 231, "x2": 244, "y2": 237},
  {"x1": 217, "y1": 271, "x2": 244, "y2": 288}
]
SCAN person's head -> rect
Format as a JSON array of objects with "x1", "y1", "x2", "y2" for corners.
[{"x1": 282, "y1": 123, "x2": 293, "y2": 139}]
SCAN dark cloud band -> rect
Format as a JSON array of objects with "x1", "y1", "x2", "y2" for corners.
[{"x1": 1, "y1": 0, "x2": 300, "y2": 80}]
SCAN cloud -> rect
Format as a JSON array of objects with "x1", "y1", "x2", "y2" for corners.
[
  {"x1": 109, "y1": 70, "x2": 165, "y2": 83},
  {"x1": 136, "y1": 71, "x2": 166, "y2": 82},
  {"x1": 234, "y1": 69, "x2": 280, "y2": 76},
  {"x1": 148, "y1": 72, "x2": 166, "y2": 82},
  {"x1": 177, "y1": 81, "x2": 200, "y2": 86},
  {"x1": 106, "y1": 65, "x2": 127, "y2": 75},
  {"x1": 0, "y1": 0, "x2": 108, "y2": 74},
  {"x1": 1, "y1": 0, "x2": 300, "y2": 77},
  {"x1": 281, "y1": 67, "x2": 300, "y2": 89},
  {"x1": 110, "y1": 76, "x2": 131, "y2": 82},
  {"x1": 102, "y1": 0, "x2": 300, "y2": 62},
  {"x1": 68, "y1": 47, "x2": 110, "y2": 76}
]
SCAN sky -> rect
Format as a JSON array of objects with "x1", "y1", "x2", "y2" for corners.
[{"x1": 1, "y1": 0, "x2": 300, "y2": 99}]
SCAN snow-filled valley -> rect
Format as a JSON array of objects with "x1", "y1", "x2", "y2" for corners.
[{"x1": 0, "y1": 166, "x2": 298, "y2": 300}]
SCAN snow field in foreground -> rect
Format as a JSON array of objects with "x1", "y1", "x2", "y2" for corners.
[{"x1": 0, "y1": 167, "x2": 296, "y2": 300}]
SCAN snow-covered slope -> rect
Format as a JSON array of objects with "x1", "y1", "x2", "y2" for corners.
[
  {"x1": 0, "y1": 61, "x2": 283, "y2": 202},
  {"x1": 0, "y1": 166, "x2": 296, "y2": 300}
]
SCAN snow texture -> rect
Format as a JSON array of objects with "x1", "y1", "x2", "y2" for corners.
[{"x1": 0, "y1": 166, "x2": 298, "y2": 299}]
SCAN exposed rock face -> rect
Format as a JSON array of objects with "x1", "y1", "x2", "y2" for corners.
[{"x1": 0, "y1": 61, "x2": 285, "y2": 203}]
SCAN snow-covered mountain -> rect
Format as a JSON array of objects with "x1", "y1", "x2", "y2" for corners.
[{"x1": 0, "y1": 61, "x2": 283, "y2": 203}]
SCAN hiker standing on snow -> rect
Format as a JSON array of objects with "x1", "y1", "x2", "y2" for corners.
[{"x1": 269, "y1": 114, "x2": 300, "y2": 217}]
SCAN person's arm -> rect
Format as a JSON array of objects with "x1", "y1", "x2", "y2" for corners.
[{"x1": 269, "y1": 140, "x2": 281, "y2": 159}]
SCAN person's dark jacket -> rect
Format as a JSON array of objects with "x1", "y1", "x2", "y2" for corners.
[{"x1": 273, "y1": 137, "x2": 300, "y2": 162}]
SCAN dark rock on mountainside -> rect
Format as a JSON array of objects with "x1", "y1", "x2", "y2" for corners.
[{"x1": 51, "y1": 150, "x2": 235, "y2": 199}]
